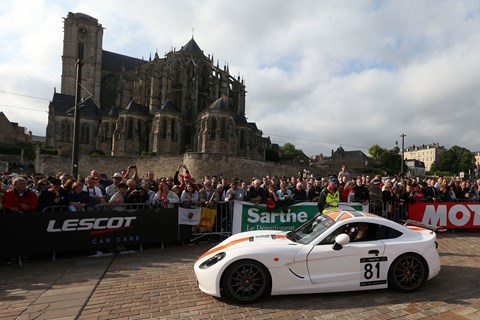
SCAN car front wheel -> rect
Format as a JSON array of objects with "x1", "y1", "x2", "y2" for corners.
[
  {"x1": 221, "y1": 259, "x2": 271, "y2": 304},
  {"x1": 388, "y1": 253, "x2": 428, "y2": 292}
]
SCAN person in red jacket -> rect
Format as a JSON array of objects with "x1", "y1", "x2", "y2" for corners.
[{"x1": 2, "y1": 177, "x2": 38, "y2": 213}]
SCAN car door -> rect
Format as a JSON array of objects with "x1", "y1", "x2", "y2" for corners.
[{"x1": 306, "y1": 224, "x2": 388, "y2": 290}]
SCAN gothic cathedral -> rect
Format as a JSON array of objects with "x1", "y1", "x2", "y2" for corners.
[{"x1": 46, "y1": 12, "x2": 266, "y2": 161}]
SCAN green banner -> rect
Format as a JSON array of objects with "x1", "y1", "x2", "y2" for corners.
[{"x1": 232, "y1": 201, "x2": 365, "y2": 234}]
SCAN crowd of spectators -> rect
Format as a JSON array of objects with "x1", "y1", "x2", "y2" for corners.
[{"x1": 1, "y1": 163, "x2": 480, "y2": 219}]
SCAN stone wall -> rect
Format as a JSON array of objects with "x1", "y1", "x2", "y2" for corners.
[{"x1": 36, "y1": 152, "x2": 304, "y2": 181}]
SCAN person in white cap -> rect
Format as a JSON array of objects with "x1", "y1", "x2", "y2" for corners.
[{"x1": 105, "y1": 173, "x2": 124, "y2": 200}]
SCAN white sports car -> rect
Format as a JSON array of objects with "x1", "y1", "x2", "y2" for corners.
[{"x1": 194, "y1": 210, "x2": 440, "y2": 303}]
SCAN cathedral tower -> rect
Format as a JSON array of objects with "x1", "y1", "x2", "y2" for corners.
[{"x1": 61, "y1": 12, "x2": 103, "y2": 106}]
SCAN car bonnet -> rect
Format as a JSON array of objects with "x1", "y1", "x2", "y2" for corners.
[{"x1": 196, "y1": 230, "x2": 290, "y2": 262}]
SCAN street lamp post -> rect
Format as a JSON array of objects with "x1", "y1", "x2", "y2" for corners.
[
  {"x1": 400, "y1": 133, "x2": 406, "y2": 174},
  {"x1": 71, "y1": 43, "x2": 84, "y2": 178}
]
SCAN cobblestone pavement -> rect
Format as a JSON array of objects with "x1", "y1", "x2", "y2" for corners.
[{"x1": 1, "y1": 231, "x2": 480, "y2": 320}]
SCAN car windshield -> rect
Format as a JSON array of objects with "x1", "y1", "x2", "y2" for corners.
[{"x1": 287, "y1": 214, "x2": 336, "y2": 244}]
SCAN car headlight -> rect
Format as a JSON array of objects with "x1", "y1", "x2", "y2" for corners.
[{"x1": 199, "y1": 252, "x2": 226, "y2": 269}]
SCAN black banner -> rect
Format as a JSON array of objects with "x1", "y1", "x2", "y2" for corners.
[{"x1": 0, "y1": 208, "x2": 191, "y2": 257}]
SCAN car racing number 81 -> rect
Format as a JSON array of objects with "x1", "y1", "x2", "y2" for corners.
[{"x1": 360, "y1": 256, "x2": 388, "y2": 286}]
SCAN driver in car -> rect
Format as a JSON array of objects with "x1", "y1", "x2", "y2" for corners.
[{"x1": 346, "y1": 223, "x2": 369, "y2": 242}]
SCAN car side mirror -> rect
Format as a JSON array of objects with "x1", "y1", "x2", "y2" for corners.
[{"x1": 332, "y1": 233, "x2": 350, "y2": 251}]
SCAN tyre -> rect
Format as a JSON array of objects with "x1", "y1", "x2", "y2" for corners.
[
  {"x1": 221, "y1": 259, "x2": 271, "y2": 304},
  {"x1": 388, "y1": 253, "x2": 428, "y2": 292}
]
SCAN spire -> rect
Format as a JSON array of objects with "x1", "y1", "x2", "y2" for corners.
[{"x1": 179, "y1": 37, "x2": 202, "y2": 54}]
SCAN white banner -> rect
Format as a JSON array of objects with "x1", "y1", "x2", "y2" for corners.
[{"x1": 178, "y1": 207, "x2": 202, "y2": 225}]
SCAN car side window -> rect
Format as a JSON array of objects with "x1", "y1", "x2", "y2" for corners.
[
  {"x1": 358, "y1": 223, "x2": 379, "y2": 241},
  {"x1": 319, "y1": 222, "x2": 380, "y2": 244},
  {"x1": 319, "y1": 226, "x2": 346, "y2": 245},
  {"x1": 376, "y1": 225, "x2": 403, "y2": 240}
]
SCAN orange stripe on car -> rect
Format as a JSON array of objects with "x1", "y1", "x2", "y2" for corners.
[
  {"x1": 196, "y1": 237, "x2": 251, "y2": 262},
  {"x1": 339, "y1": 212, "x2": 354, "y2": 221},
  {"x1": 327, "y1": 211, "x2": 342, "y2": 220},
  {"x1": 196, "y1": 234, "x2": 289, "y2": 262},
  {"x1": 408, "y1": 226, "x2": 428, "y2": 231}
]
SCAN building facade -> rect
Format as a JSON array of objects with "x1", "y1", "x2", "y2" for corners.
[
  {"x1": 0, "y1": 112, "x2": 31, "y2": 145},
  {"x1": 402, "y1": 142, "x2": 445, "y2": 171},
  {"x1": 46, "y1": 12, "x2": 265, "y2": 161},
  {"x1": 311, "y1": 146, "x2": 374, "y2": 177},
  {"x1": 405, "y1": 159, "x2": 426, "y2": 177},
  {"x1": 474, "y1": 151, "x2": 480, "y2": 178}
]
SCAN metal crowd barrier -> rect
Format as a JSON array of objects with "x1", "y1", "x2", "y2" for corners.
[
  {"x1": 367, "y1": 200, "x2": 407, "y2": 223},
  {"x1": 173, "y1": 201, "x2": 232, "y2": 243},
  {"x1": 40, "y1": 202, "x2": 151, "y2": 213}
]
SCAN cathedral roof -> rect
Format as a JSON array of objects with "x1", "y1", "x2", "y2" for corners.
[
  {"x1": 161, "y1": 100, "x2": 179, "y2": 113},
  {"x1": 247, "y1": 122, "x2": 258, "y2": 131},
  {"x1": 51, "y1": 93, "x2": 101, "y2": 119},
  {"x1": 102, "y1": 50, "x2": 147, "y2": 73},
  {"x1": 125, "y1": 101, "x2": 149, "y2": 114},
  {"x1": 51, "y1": 93, "x2": 75, "y2": 115},
  {"x1": 209, "y1": 97, "x2": 228, "y2": 111},
  {"x1": 72, "y1": 12, "x2": 97, "y2": 21},
  {"x1": 104, "y1": 105, "x2": 121, "y2": 118},
  {"x1": 180, "y1": 38, "x2": 203, "y2": 55},
  {"x1": 331, "y1": 148, "x2": 368, "y2": 159},
  {"x1": 234, "y1": 114, "x2": 248, "y2": 125}
]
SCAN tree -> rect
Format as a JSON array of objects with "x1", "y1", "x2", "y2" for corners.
[
  {"x1": 282, "y1": 143, "x2": 299, "y2": 155},
  {"x1": 432, "y1": 145, "x2": 475, "y2": 175},
  {"x1": 368, "y1": 144, "x2": 386, "y2": 160},
  {"x1": 368, "y1": 144, "x2": 403, "y2": 176},
  {"x1": 379, "y1": 148, "x2": 403, "y2": 176}
]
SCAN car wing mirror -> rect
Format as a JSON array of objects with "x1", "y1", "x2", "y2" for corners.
[{"x1": 332, "y1": 233, "x2": 350, "y2": 251}]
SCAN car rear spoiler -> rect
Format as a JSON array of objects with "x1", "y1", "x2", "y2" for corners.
[{"x1": 402, "y1": 219, "x2": 439, "y2": 232}]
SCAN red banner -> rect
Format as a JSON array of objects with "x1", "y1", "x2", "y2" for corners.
[{"x1": 409, "y1": 202, "x2": 480, "y2": 229}]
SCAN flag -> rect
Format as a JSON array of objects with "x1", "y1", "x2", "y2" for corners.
[{"x1": 178, "y1": 207, "x2": 202, "y2": 225}]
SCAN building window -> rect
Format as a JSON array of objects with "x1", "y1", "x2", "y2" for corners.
[
  {"x1": 61, "y1": 123, "x2": 71, "y2": 142},
  {"x1": 162, "y1": 118, "x2": 167, "y2": 139},
  {"x1": 174, "y1": 94, "x2": 181, "y2": 110},
  {"x1": 200, "y1": 65, "x2": 208, "y2": 88},
  {"x1": 185, "y1": 125, "x2": 191, "y2": 146},
  {"x1": 104, "y1": 123, "x2": 109, "y2": 141},
  {"x1": 220, "y1": 118, "x2": 226, "y2": 140},
  {"x1": 80, "y1": 124, "x2": 89, "y2": 144},
  {"x1": 175, "y1": 61, "x2": 181, "y2": 85},
  {"x1": 171, "y1": 120, "x2": 176, "y2": 141},
  {"x1": 240, "y1": 131, "x2": 245, "y2": 148},
  {"x1": 210, "y1": 118, "x2": 217, "y2": 140},
  {"x1": 127, "y1": 119, "x2": 134, "y2": 139}
]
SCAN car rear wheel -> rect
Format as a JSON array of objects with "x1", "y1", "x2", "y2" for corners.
[
  {"x1": 221, "y1": 259, "x2": 271, "y2": 304},
  {"x1": 388, "y1": 253, "x2": 428, "y2": 292}
]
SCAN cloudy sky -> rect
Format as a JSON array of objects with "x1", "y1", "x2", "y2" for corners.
[{"x1": 1, "y1": 0, "x2": 479, "y2": 157}]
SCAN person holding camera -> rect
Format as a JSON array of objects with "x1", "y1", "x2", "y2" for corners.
[
  {"x1": 199, "y1": 180, "x2": 219, "y2": 208},
  {"x1": 125, "y1": 178, "x2": 148, "y2": 205},
  {"x1": 124, "y1": 165, "x2": 139, "y2": 182}
]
